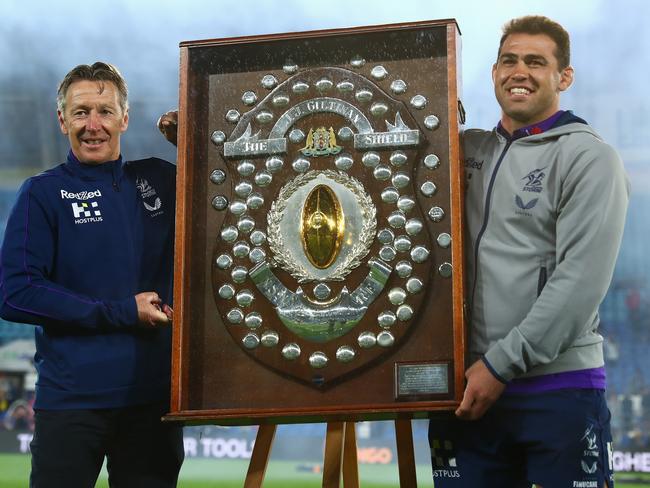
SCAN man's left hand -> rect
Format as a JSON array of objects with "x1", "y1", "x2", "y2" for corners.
[
  {"x1": 157, "y1": 110, "x2": 178, "y2": 146},
  {"x1": 455, "y1": 359, "x2": 506, "y2": 420}
]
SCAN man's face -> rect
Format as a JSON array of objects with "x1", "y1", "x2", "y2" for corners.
[
  {"x1": 57, "y1": 80, "x2": 128, "y2": 164},
  {"x1": 492, "y1": 33, "x2": 573, "y2": 132}
]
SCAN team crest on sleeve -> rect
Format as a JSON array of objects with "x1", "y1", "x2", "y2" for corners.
[{"x1": 136, "y1": 178, "x2": 163, "y2": 216}]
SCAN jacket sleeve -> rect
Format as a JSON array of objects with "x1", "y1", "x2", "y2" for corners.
[
  {"x1": 484, "y1": 140, "x2": 630, "y2": 381},
  {"x1": 0, "y1": 179, "x2": 138, "y2": 329}
]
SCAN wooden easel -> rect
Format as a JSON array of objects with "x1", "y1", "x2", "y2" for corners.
[{"x1": 243, "y1": 419, "x2": 418, "y2": 487}]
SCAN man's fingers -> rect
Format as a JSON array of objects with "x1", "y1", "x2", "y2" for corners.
[
  {"x1": 135, "y1": 292, "x2": 171, "y2": 327},
  {"x1": 152, "y1": 309, "x2": 170, "y2": 323},
  {"x1": 455, "y1": 391, "x2": 473, "y2": 419},
  {"x1": 162, "y1": 304, "x2": 174, "y2": 320}
]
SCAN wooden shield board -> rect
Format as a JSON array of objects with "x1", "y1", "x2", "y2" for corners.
[{"x1": 169, "y1": 19, "x2": 466, "y2": 424}]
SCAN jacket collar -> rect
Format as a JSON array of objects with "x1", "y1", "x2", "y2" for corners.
[
  {"x1": 497, "y1": 111, "x2": 567, "y2": 141},
  {"x1": 64, "y1": 149, "x2": 125, "y2": 182},
  {"x1": 496, "y1": 110, "x2": 590, "y2": 142}
]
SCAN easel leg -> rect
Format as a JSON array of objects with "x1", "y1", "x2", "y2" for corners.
[
  {"x1": 342, "y1": 422, "x2": 359, "y2": 488},
  {"x1": 244, "y1": 424, "x2": 277, "y2": 488},
  {"x1": 395, "y1": 419, "x2": 417, "y2": 487},
  {"x1": 322, "y1": 422, "x2": 345, "y2": 488}
]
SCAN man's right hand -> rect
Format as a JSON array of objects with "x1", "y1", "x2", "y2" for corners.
[
  {"x1": 455, "y1": 359, "x2": 506, "y2": 420},
  {"x1": 135, "y1": 292, "x2": 172, "y2": 327}
]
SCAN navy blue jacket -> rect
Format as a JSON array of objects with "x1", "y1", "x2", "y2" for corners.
[{"x1": 0, "y1": 151, "x2": 176, "y2": 409}]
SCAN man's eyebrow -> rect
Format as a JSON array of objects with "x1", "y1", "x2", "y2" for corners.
[
  {"x1": 523, "y1": 54, "x2": 548, "y2": 64},
  {"x1": 498, "y1": 52, "x2": 549, "y2": 63},
  {"x1": 498, "y1": 52, "x2": 518, "y2": 60}
]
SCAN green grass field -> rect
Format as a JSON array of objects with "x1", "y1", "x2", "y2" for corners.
[
  {"x1": 0, "y1": 454, "x2": 434, "y2": 487},
  {"x1": 2, "y1": 454, "x2": 649, "y2": 487}
]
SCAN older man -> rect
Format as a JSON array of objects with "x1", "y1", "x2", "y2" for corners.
[{"x1": 0, "y1": 62, "x2": 183, "y2": 487}]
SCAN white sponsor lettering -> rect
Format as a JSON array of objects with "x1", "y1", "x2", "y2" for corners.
[
  {"x1": 613, "y1": 451, "x2": 650, "y2": 472},
  {"x1": 74, "y1": 217, "x2": 103, "y2": 224},
  {"x1": 17, "y1": 433, "x2": 32, "y2": 453},
  {"x1": 432, "y1": 469, "x2": 461, "y2": 478},
  {"x1": 607, "y1": 443, "x2": 614, "y2": 471},
  {"x1": 197, "y1": 438, "x2": 253, "y2": 459},
  {"x1": 60, "y1": 189, "x2": 102, "y2": 200},
  {"x1": 183, "y1": 437, "x2": 198, "y2": 457},
  {"x1": 572, "y1": 481, "x2": 597, "y2": 487}
]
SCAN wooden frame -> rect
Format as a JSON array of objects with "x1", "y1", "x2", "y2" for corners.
[{"x1": 168, "y1": 19, "x2": 465, "y2": 425}]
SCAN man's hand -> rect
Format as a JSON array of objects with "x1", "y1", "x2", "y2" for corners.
[
  {"x1": 157, "y1": 110, "x2": 178, "y2": 147},
  {"x1": 135, "y1": 292, "x2": 173, "y2": 328},
  {"x1": 455, "y1": 359, "x2": 506, "y2": 420}
]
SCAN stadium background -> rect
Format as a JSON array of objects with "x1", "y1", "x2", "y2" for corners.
[{"x1": 1, "y1": 0, "x2": 649, "y2": 485}]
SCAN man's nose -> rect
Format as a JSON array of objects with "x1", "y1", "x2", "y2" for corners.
[
  {"x1": 511, "y1": 61, "x2": 530, "y2": 79},
  {"x1": 86, "y1": 111, "x2": 101, "y2": 131}
]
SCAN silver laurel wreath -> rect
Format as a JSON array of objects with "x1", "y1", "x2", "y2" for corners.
[{"x1": 267, "y1": 169, "x2": 377, "y2": 283}]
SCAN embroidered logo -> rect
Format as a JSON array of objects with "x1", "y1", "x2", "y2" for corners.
[
  {"x1": 72, "y1": 201, "x2": 103, "y2": 224},
  {"x1": 579, "y1": 425, "x2": 600, "y2": 476},
  {"x1": 430, "y1": 438, "x2": 461, "y2": 478},
  {"x1": 61, "y1": 189, "x2": 102, "y2": 200},
  {"x1": 581, "y1": 460, "x2": 598, "y2": 474},
  {"x1": 522, "y1": 167, "x2": 547, "y2": 193},
  {"x1": 585, "y1": 432, "x2": 598, "y2": 451},
  {"x1": 136, "y1": 178, "x2": 163, "y2": 215},
  {"x1": 464, "y1": 157, "x2": 484, "y2": 170},
  {"x1": 515, "y1": 195, "x2": 538, "y2": 210}
]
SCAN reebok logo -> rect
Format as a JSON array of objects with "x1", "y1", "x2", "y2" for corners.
[{"x1": 61, "y1": 189, "x2": 102, "y2": 200}]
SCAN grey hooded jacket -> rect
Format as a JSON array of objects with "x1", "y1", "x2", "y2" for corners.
[{"x1": 463, "y1": 118, "x2": 629, "y2": 382}]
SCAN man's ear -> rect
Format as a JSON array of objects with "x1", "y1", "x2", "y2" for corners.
[
  {"x1": 120, "y1": 109, "x2": 129, "y2": 133},
  {"x1": 57, "y1": 110, "x2": 68, "y2": 135},
  {"x1": 559, "y1": 65, "x2": 574, "y2": 92}
]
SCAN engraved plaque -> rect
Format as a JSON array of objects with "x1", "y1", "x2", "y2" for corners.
[
  {"x1": 170, "y1": 19, "x2": 466, "y2": 424},
  {"x1": 395, "y1": 362, "x2": 450, "y2": 400}
]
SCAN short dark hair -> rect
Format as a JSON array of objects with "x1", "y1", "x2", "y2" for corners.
[
  {"x1": 498, "y1": 16, "x2": 571, "y2": 70},
  {"x1": 57, "y1": 62, "x2": 128, "y2": 114}
]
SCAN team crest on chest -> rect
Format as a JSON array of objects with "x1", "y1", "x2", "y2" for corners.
[
  {"x1": 136, "y1": 178, "x2": 163, "y2": 215},
  {"x1": 521, "y1": 167, "x2": 547, "y2": 193}
]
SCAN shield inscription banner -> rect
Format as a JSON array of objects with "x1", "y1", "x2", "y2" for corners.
[{"x1": 170, "y1": 19, "x2": 466, "y2": 423}]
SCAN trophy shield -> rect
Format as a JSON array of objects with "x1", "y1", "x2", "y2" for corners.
[{"x1": 170, "y1": 19, "x2": 465, "y2": 422}]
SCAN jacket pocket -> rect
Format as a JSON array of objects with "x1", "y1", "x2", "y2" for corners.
[{"x1": 537, "y1": 266, "x2": 547, "y2": 296}]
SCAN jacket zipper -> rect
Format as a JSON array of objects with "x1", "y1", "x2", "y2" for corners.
[
  {"x1": 537, "y1": 266, "x2": 547, "y2": 296},
  {"x1": 112, "y1": 164, "x2": 120, "y2": 192},
  {"x1": 470, "y1": 139, "x2": 513, "y2": 306}
]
